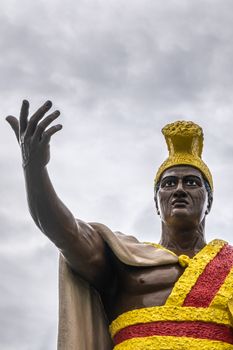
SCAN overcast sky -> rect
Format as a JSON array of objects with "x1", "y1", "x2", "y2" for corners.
[{"x1": 2, "y1": 0, "x2": 233, "y2": 349}]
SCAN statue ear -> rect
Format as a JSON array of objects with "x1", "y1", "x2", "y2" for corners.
[
  {"x1": 205, "y1": 196, "x2": 213, "y2": 215},
  {"x1": 154, "y1": 195, "x2": 160, "y2": 216}
]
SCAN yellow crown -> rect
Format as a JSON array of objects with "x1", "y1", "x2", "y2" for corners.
[{"x1": 154, "y1": 121, "x2": 213, "y2": 191}]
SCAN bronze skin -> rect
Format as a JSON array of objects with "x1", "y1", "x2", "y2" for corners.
[
  {"x1": 6, "y1": 101, "x2": 213, "y2": 323},
  {"x1": 155, "y1": 166, "x2": 213, "y2": 256}
]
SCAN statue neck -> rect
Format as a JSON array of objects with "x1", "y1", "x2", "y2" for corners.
[{"x1": 159, "y1": 220, "x2": 206, "y2": 257}]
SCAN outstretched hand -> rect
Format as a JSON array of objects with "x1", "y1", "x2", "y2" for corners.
[{"x1": 6, "y1": 100, "x2": 62, "y2": 169}]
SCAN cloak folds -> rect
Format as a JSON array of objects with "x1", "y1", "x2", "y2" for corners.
[{"x1": 57, "y1": 223, "x2": 178, "y2": 350}]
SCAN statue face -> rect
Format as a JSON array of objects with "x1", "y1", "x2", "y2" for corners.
[{"x1": 156, "y1": 165, "x2": 209, "y2": 229}]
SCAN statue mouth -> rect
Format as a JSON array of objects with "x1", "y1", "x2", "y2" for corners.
[{"x1": 172, "y1": 200, "x2": 189, "y2": 207}]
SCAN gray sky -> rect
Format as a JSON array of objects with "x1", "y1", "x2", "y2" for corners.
[{"x1": 2, "y1": 0, "x2": 233, "y2": 348}]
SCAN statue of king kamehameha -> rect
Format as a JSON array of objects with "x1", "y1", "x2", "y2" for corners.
[{"x1": 6, "y1": 100, "x2": 233, "y2": 350}]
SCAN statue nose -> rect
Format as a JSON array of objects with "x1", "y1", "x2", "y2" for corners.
[
  {"x1": 174, "y1": 189, "x2": 187, "y2": 198},
  {"x1": 173, "y1": 181, "x2": 187, "y2": 197}
]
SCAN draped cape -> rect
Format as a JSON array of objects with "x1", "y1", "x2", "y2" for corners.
[{"x1": 57, "y1": 223, "x2": 179, "y2": 350}]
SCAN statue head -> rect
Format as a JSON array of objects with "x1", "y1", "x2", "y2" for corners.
[{"x1": 154, "y1": 121, "x2": 213, "y2": 229}]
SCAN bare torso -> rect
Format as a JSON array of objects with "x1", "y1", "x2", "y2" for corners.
[{"x1": 101, "y1": 251, "x2": 186, "y2": 323}]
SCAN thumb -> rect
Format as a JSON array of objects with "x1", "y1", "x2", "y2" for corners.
[{"x1": 6, "y1": 116, "x2": 20, "y2": 143}]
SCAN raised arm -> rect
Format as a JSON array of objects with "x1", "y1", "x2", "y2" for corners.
[{"x1": 6, "y1": 100, "x2": 111, "y2": 289}]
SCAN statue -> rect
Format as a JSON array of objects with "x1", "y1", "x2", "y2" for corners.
[{"x1": 6, "y1": 100, "x2": 233, "y2": 350}]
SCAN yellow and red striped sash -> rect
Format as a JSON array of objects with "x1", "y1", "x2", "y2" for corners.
[{"x1": 110, "y1": 240, "x2": 233, "y2": 349}]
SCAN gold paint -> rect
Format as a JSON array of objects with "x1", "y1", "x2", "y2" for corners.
[{"x1": 155, "y1": 121, "x2": 213, "y2": 191}]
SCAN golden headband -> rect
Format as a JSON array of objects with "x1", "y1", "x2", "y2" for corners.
[{"x1": 154, "y1": 121, "x2": 213, "y2": 191}]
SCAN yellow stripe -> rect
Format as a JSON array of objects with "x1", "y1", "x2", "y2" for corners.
[
  {"x1": 165, "y1": 239, "x2": 226, "y2": 306},
  {"x1": 109, "y1": 306, "x2": 231, "y2": 338},
  {"x1": 113, "y1": 335, "x2": 233, "y2": 350},
  {"x1": 211, "y1": 267, "x2": 233, "y2": 309}
]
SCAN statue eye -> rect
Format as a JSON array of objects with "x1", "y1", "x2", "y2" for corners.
[
  {"x1": 164, "y1": 180, "x2": 176, "y2": 187},
  {"x1": 186, "y1": 179, "x2": 197, "y2": 186}
]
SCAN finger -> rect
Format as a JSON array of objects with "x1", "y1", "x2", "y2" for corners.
[
  {"x1": 25, "y1": 100, "x2": 52, "y2": 137},
  {"x1": 19, "y1": 99, "x2": 29, "y2": 135},
  {"x1": 6, "y1": 116, "x2": 19, "y2": 142},
  {"x1": 41, "y1": 124, "x2": 63, "y2": 144},
  {"x1": 33, "y1": 110, "x2": 60, "y2": 141}
]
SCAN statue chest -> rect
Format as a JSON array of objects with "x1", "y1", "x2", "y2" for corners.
[
  {"x1": 104, "y1": 260, "x2": 185, "y2": 321},
  {"x1": 117, "y1": 262, "x2": 185, "y2": 295}
]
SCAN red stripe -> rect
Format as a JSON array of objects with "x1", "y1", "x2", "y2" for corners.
[
  {"x1": 114, "y1": 321, "x2": 233, "y2": 345},
  {"x1": 183, "y1": 244, "x2": 233, "y2": 307}
]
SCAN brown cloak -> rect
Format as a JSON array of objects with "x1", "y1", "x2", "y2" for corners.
[{"x1": 57, "y1": 222, "x2": 179, "y2": 349}]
